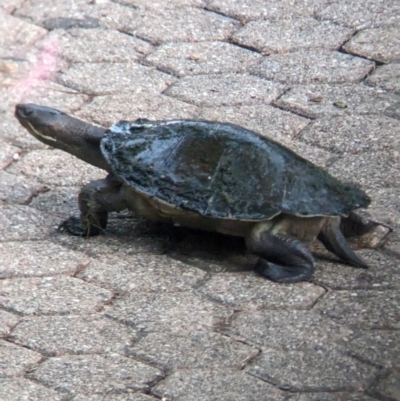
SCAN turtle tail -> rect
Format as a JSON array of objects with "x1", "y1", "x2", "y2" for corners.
[{"x1": 318, "y1": 216, "x2": 368, "y2": 269}]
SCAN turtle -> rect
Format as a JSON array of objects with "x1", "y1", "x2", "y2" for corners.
[{"x1": 15, "y1": 103, "x2": 389, "y2": 283}]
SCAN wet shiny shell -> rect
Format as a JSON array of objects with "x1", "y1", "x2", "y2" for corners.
[{"x1": 100, "y1": 120, "x2": 370, "y2": 220}]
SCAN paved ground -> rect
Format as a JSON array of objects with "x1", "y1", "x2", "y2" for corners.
[{"x1": 1, "y1": 1, "x2": 400, "y2": 400}]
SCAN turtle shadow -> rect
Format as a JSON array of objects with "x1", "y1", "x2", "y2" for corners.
[
  {"x1": 89, "y1": 213, "x2": 392, "y2": 274},
  {"x1": 106, "y1": 214, "x2": 256, "y2": 272},
  {"x1": 165, "y1": 227, "x2": 256, "y2": 273}
]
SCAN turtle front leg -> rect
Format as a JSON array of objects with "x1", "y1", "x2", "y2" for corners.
[
  {"x1": 246, "y1": 228, "x2": 314, "y2": 283},
  {"x1": 60, "y1": 175, "x2": 126, "y2": 236}
]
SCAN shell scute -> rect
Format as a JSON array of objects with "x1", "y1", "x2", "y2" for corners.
[{"x1": 100, "y1": 120, "x2": 370, "y2": 220}]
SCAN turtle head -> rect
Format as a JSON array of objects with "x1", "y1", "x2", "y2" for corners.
[
  {"x1": 15, "y1": 103, "x2": 110, "y2": 171},
  {"x1": 15, "y1": 104, "x2": 72, "y2": 144}
]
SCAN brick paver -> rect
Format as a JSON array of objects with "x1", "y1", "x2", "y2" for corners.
[{"x1": 0, "y1": 1, "x2": 399, "y2": 400}]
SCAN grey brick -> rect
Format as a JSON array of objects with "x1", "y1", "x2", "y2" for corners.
[
  {"x1": 315, "y1": 0, "x2": 400, "y2": 29},
  {"x1": 198, "y1": 104, "x2": 310, "y2": 143},
  {"x1": 0, "y1": 140, "x2": 20, "y2": 170},
  {"x1": 0, "y1": 206, "x2": 58, "y2": 241},
  {"x1": 78, "y1": 254, "x2": 205, "y2": 293},
  {"x1": 251, "y1": 51, "x2": 374, "y2": 84},
  {"x1": 0, "y1": 63, "x2": 29, "y2": 101},
  {"x1": 373, "y1": 371, "x2": 400, "y2": 401},
  {"x1": 7, "y1": 149, "x2": 105, "y2": 186},
  {"x1": 298, "y1": 114, "x2": 400, "y2": 154},
  {"x1": 328, "y1": 151, "x2": 400, "y2": 190},
  {"x1": 0, "y1": 0, "x2": 25, "y2": 13},
  {"x1": 0, "y1": 112, "x2": 46, "y2": 150},
  {"x1": 0, "y1": 10, "x2": 46, "y2": 52},
  {"x1": 145, "y1": 41, "x2": 261, "y2": 77},
  {"x1": 122, "y1": 8, "x2": 239, "y2": 45},
  {"x1": 0, "y1": 276, "x2": 113, "y2": 315},
  {"x1": 288, "y1": 392, "x2": 379, "y2": 401},
  {"x1": 0, "y1": 171, "x2": 46, "y2": 205},
  {"x1": 385, "y1": 100, "x2": 400, "y2": 121},
  {"x1": 198, "y1": 273, "x2": 325, "y2": 309},
  {"x1": 193, "y1": 105, "x2": 331, "y2": 167},
  {"x1": 153, "y1": 369, "x2": 287, "y2": 401},
  {"x1": 343, "y1": 330, "x2": 400, "y2": 369},
  {"x1": 106, "y1": 291, "x2": 230, "y2": 332},
  {"x1": 315, "y1": 290, "x2": 400, "y2": 329},
  {"x1": 384, "y1": 237, "x2": 400, "y2": 262},
  {"x1": 206, "y1": 0, "x2": 327, "y2": 22},
  {"x1": 16, "y1": 0, "x2": 139, "y2": 31},
  {"x1": 49, "y1": 28, "x2": 153, "y2": 63},
  {"x1": 0, "y1": 240, "x2": 88, "y2": 279},
  {"x1": 31, "y1": 354, "x2": 162, "y2": 395},
  {"x1": 57, "y1": 62, "x2": 175, "y2": 95},
  {"x1": 15, "y1": 0, "x2": 90, "y2": 24},
  {"x1": 368, "y1": 188, "x2": 400, "y2": 228},
  {"x1": 29, "y1": 186, "x2": 80, "y2": 219},
  {"x1": 343, "y1": 26, "x2": 400, "y2": 63},
  {"x1": 77, "y1": 92, "x2": 198, "y2": 127},
  {"x1": 2, "y1": 80, "x2": 89, "y2": 116},
  {"x1": 275, "y1": 84, "x2": 399, "y2": 118},
  {"x1": 0, "y1": 310, "x2": 19, "y2": 336},
  {"x1": 73, "y1": 394, "x2": 158, "y2": 401},
  {"x1": 128, "y1": 329, "x2": 259, "y2": 370},
  {"x1": 286, "y1": 142, "x2": 333, "y2": 167},
  {"x1": 165, "y1": 73, "x2": 285, "y2": 106},
  {"x1": 1, "y1": 86, "x2": 17, "y2": 107},
  {"x1": 10, "y1": 314, "x2": 137, "y2": 356},
  {"x1": 0, "y1": 340, "x2": 42, "y2": 377},
  {"x1": 0, "y1": 378, "x2": 63, "y2": 401},
  {"x1": 313, "y1": 250, "x2": 400, "y2": 290},
  {"x1": 118, "y1": 0, "x2": 204, "y2": 9},
  {"x1": 366, "y1": 63, "x2": 400, "y2": 92},
  {"x1": 233, "y1": 18, "x2": 353, "y2": 54},
  {"x1": 226, "y1": 310, "x2": 348, "y2": 350},
  {"x1": 357, "y1": 188, "x2": 400, "y2": 230},
  {"x1": 248, "y1": 346, "x2": 378, "y2": 391}
]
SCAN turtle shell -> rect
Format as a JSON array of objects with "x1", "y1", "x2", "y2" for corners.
[{"x1": 100, "y1": 119, "x2": 370, "y2": 220}]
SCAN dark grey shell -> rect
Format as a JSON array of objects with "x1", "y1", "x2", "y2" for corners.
[{"x1": 100, "y1": 119, "x2": 370, "y2": 220}]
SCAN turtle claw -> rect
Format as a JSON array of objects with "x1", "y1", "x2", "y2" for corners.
[
  {"x1": 58, "y1": 216, "x2": 103, "y2": 237},
  {"x1": 58, "y1": 216, "x2": 87, "y2": 236}
]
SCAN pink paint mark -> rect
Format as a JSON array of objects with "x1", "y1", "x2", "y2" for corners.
[{"x1": 12, "y1": 37, "x2": 60, "y2": 101}]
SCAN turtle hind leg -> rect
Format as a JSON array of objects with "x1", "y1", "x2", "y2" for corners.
[
  {"x1": 60, "y1": 175, "x2": 126, "y2": 237},
  {"x1": 318, "y1": 216, "x2": 368, "y2": 269},
  {"x1": 246, "y1": 230, "x2": 314, "y2": 283}
]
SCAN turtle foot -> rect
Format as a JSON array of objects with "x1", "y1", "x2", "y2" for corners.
[
  {"x1": 247, "y1": 230, "x2": 315, "y2": 283},
  {"x1": 58, "y1": 216, "x2": 102, "y2": 237},
  {"x1": 255, "y1": 258, "x2": 313, "y2": 283}
]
